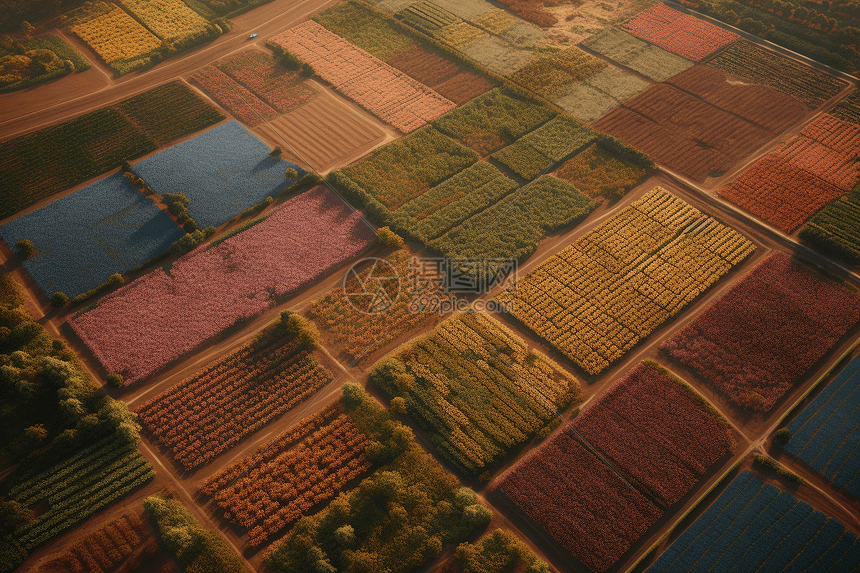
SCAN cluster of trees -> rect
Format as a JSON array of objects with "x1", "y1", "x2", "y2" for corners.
[
  {"x1": 144, "y1": 493, "x2": 250, "y2": 573},
  {"x1": 695, "y1": 0, "x2": 860, "y2": 72},
  {"x1": 265, "y1": 383, "x2": 493, "y2": 573}
]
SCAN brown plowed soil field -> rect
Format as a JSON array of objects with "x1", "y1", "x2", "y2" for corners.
[
  {"x1": 385, "y1": 44, "x2": 495, "y2": 105},
  {"x1": 593, "y1": 66, "x2": 808, "y2": 182},
  {"x1": 253, "y1": 88, "x2": 389, "y2": 172}
]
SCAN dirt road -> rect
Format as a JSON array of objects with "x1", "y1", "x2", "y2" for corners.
[{"x1": 0, "y1": 0, "x2": 340, "y2": 141}]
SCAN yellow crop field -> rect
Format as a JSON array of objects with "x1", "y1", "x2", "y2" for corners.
[
  {"x1": 434, "y1": 22, "x2": 488, "y2": 47},
  {"x1": 120, "y1": 0, "x2": 210, "y2": 41},
  {"x1": 70, "y1": 4, "x2": 161, "y2": 63},
  {"x1": 495, "y1": 187, "x2": 756, "y2": 375}
]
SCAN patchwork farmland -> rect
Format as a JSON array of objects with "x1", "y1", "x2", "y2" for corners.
[{"x1": 1, "y1": 0, "x2": 860, "y2": 572}]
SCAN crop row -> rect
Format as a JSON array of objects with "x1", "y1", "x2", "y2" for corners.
[
  {"x1": 269, "y1": 21, "x2": 454, "y2": 132},
  {"x1": 39, "y1": 512, "x2": 146, "y2": 573},
  {"x1": 137, "y1": 322, "x2": 332, "y2": 470},
  {"x1": 622, "y1": 4, "x2": 738, "y2": 61},
  {"x1": 554, "y1": 141, "x2": 649, "y2": 201},
  {"x1": 307, "y1": 250, "x2": 443, "y2": 360},
  {"x1": 579, "y1": 28, "x2": 693, "y2": 83},
  {"x1": 384, "y1": 44, "x2": 495, "y2": 105},
  {"x1": 831, "y1": 89, "x2": 860, "y2": 125},
  {"x1": 661, "y1": 251, "x2": 860, "y2": 411},
  {"x1": 782, "y1": 353, "x2": 860, "y2": 497},
  {"x1": 120, "y1": 0, "x2": 211, "y2": 44},
  {"x1": 11, "y1": 435, "x2": 154, "y2": 551},
  {"x1": 370, "y1": 310, "x2": 579, "y2": 477},
  {"x1": 200, "y1": 402, "x2": 371, "y2": 546},
  {"x1": 216, "y1": 49, "x2": 316, "y2": 113},
  {"x1": 705, "y1": 39, "x2": 846, "y2": 108},
  {"x1": 495, "y1": 426, "x2": 662, "y2": 573},
  {"x1": 573, "y1": 362, "x2": 734, "y2": 506},
  {"x1": 720, "y1": 113, "x2": 860, "y2": 232},
  {"x1": 69, "y1": 186, "x2": 375, "y2": 384},
  {"x1": 496, "y1": 187, "x2": 755, "y2": 375},
  {"x1": 0, "y1": 81, "x2": 223, "y2": 220},
  {"x1": 650, "y1": 471, "x2": 860, "y2": 572},
  {"x1": 800, "y1": 181, "x2": 860, "y2": 263},
  {"x1": 189, "y1": 65, "x2": 279, "y2": 126}
]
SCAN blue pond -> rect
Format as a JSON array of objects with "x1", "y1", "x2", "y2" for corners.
[
  {"x1": 647, "y1": 472, "x2": 860, "y2": 573},
  {"x1": 131, "y1": 121, "x2": 306, "y2": 228},
  {"x1": 0, "y1": 172, "x2": 185, "y2": 298}
]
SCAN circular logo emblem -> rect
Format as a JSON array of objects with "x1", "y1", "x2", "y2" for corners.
[{"x1": 343, "y1": 257, "x2": 401, "y2": 315}]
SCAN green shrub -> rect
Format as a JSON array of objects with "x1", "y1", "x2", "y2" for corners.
[
  {"x1": 774, "y1": 428, "x2": 792, "y2": 445},
  {"x1": 50, "y1": 292, "x2": 69, "y2": 308},
  {"x1": 753, "y1": 453, "x2": 804, "y2": 484},
  {"x1": 184, "y1": 219, "x2": 199, "y2": 233},
  {"x1": 277, "y1": 310, "x2": 321, "y2": 349},
  {"x1": 14, "y1": 240, "x2": 34, "y2": 258},
  {"x1": 377, "y1": 226, "x2": 404, "y2": 247},
  {"x1": 285, "y1": 167, "x2": 298, "y2": 179},
  {"x1": 106, "y1": 373, "x2": 124, "y2": 388},
  {"x1": 108, "y1": 273, "x2": 124, "y2": 286},
  {"x1": 270, "y1": 145, "x2": 282, "y2": 157}
]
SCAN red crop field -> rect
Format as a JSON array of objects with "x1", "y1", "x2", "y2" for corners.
[
  {"x1": 69, "y1": 186, "x2": 375, "y2": 384},
  {"x1": 199, "y1": 402, "x2": 371, "y2": 546},
  {"x1": 136, "y1": 321, "x2": 332, "y2": 470},
  {"x1": 661, "y1": 251, "x2": 860, "y2": 412},
  {"x1": 720, "y1": 113, "x2": 860, "y2": 231},
  {"x1": 572, "y1": 362, "x2": 734, "y2": 507},
  {"x1": 494, "y1": 427, "x2": 662, "y2": 573},
  {"x1": 216, "y1": 49, "x2": 316, "y2": 113},
  {"x1": 623, "y1": 4, "x2": 739, "y2": 61},
  {"x1": 189, "y1": 65, "x2": 279, "y2": 126},
  {"x1": 385, "y1": 44, "x2": 494, "y2": 105},
  {"x1": 594, "y1": 67, "x2": 806, "y2": 182}
]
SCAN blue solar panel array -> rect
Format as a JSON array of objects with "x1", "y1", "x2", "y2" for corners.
[
  {"x1": 648, "y1": 471, "x2": 860, "y2": 573},
  {"x1": 782, "y1": 353, "x2": 860, "y2": 497}
]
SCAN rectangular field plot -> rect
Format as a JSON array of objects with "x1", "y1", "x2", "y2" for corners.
[
  {"x1": 120, "y1": 0, "x2": 211, "y2": 44},
  {"x1": 495, "y1": 187, "x2": 755, "y2": 375},
  {"x1": 137, "y1": 316, "x2": 333, "y2": 470},
  {"x1": 800, "y1": 181, "x2": 860, "y2": 263},
  {"x1": 494, "y1": 423, "x2": 663, "y2": 573},
  {"x1": 782, "y1": 354, "x2": 860, "y2": 497},
  {"x1": 622, "y1": 3, "x2": 738, "y2": 62},
  {"x1": 131, "y1": 121, "x2": 306, "y2": 228},
  {"x1": 0, "y1": 81, "x2": 223, "y2": 220},
  {"x1": 69, "y1": 186, "x2": 375, "y2": 384},
  {"x1": 67, "y1": 2, "x2": 162, "y2": 74},
  {"x1": 832, "y1": 89, "x2": 860, "y2": 125},
  {"x1": 720, "y1": 113, "x2": 860, "y2": 232},
  {"x1": 199, "y1": 401, "x2": 372, "y2": 546},
  {"x1": 648, "y1": 472, "x2": 860, "y2": 572},
  {"x1": 573, "y1": 362, "x2": 734, "y2": 507},
  {"x1": 385, "y1": 44, "x2": 495, "y2": 104},
  {"x1": 432, "y1": 87, "x2": 557, "y2": 156},
  {"x1": 308, "y1": 250, "x2": 443, "y2": 360},
  {"x1": 0, "y1": 172, "x2": 184, "y2": 298},
  {"x1": 216, "y1": 49, "x2": 316, "y2": 113},
  {"x1": 580, "y1": 29, "x2": 693, "y2": 82},
  {"x1": 269, "y1": 21, "x2": 455, "y2": 133},
  {"x1": 554, "y1": 139, "x2": 652, "y2": 200},
  {"x1": 370, "y1": 310, "x2": 580, "y2": 477},
  {"x1": 662, "y1": 252, "x2": 860, "y2": 412},
  {"x1": 706, "y1": 40, "x2": 847, "y2": 108},
  {"x1": 258, "y1": 96, "x2": 387, "y2": 172},
  {"x1": 594, "y1": 66, "x2": 806, "y2": 182},
  {"x1": 189, "y1": 65, "x2": 279, "y2": 126},
  {"x1": 8, "y1": 434, "x2": 155, "y2": 552}
]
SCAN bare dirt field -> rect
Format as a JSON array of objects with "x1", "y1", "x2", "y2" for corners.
[{"x1": 252, "y1": 85, "x2": 393, "y2": 172}]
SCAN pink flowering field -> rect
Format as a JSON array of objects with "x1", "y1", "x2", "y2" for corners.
[
  {"x1": 69, "y1": 186, "x2": 375, "y2": 385},
  {"x1": 268, "y1": 21, "x2": 455, "y2": 133}
]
